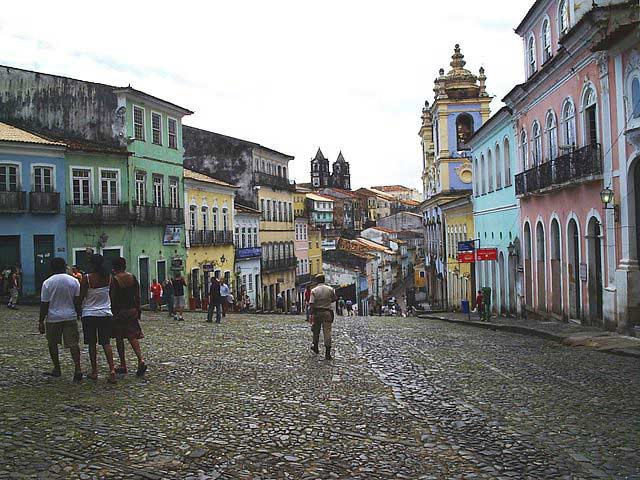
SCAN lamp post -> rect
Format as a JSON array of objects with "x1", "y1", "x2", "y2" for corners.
[{"x1": 600, "y1": 186, "x2": 619, "y2": 222}]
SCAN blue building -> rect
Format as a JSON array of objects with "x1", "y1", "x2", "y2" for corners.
[
  {"x1": 0, "y1": 123, "x2": 67, "y2": 295},
  {"x1": 467, "y1": 107, "x2": 519, "y2": 316}
]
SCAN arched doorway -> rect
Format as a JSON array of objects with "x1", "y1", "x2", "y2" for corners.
[
  {"x1": 550, "y1": 219, "x2": 562, "y2": 317},
  {"x1": 524, "y1": 223, "x2": 533, "y2": 308},
  {"x1": 567, "y1": 219, "x2": 581, "y2": 320},
  {"x1": 586, "y1": 217, "x2": 603, "y2": 325},
  {"x1": 536, "y1": 222, "x2": 547, "y2": 312},
  {"x1": 491, "y1": 258, "x2": 497, "y2": 314},
  {"x1": 498, "y1": 252, "x2": 507, "y2": 314}
]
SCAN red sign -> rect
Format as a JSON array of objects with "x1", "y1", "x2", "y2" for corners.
[
  {"x1": 476, "y1": 248, "x2": 498, "y2": 261},
  {"x1": 457, "y1": 252, "x2": 475, "y2": 263}
]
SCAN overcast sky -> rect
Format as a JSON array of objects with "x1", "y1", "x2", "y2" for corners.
[{"x1": 1, "y1": 1, "x2": 530, "y2": 190}]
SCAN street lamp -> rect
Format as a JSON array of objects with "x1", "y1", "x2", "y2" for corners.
[{"x1": 600, "y1": 186, "x2": 619, "y2": 222}]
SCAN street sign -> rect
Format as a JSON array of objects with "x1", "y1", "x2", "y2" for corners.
[
  {"x1": 457, "y1": 252, "x2": 475, "y2": 263},
  {"x1": 476, "y1": 248, "x2": 498, "y2": 261},
  {"x1": 457, "y1": 240, "x2": 475, "y2": 252}
]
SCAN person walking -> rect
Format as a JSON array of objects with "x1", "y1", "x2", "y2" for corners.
[
  {"x1": 162, "y1": 278, "x2": 174, "y2": 316},
  {"x1": 276, "y1": 292, "x2": 284, "y2": 313},
  {"x1": 309, "y1": 274, "x2": 337, "y2": 360},
  {"x1": 172, "y1": 273, "x2": 187, "y2": 321},
  {"x1": 7, "y1": 266, "x2": 20, "y2": 309},
  {"x1": 38, "y1": 257, "x2": 83, "y2": 383},
  {"x1": 345, "y1": 299, "x2": 353, "y2": 316},
  {"x1": 149, "y1": 279, "x2": 162, "y2": 311},
  {"x1": 80, "y1": 254, "x2": 116, "y2": 383},
  {"x1": 338, "y1": 297, "x2": 345, "y2": 316},
  {"x1": 475, "y1": 290, "x2": 484, "y2": 320},
  {"x1": 304, "y1": 284, "x2": 312, "y2": 322},
  {"x1": 220, "y1": 280, "x2": 230, "y2": 317},
  {"x1": 110, "y1": 257, "x2": 147, "y2": 377},
  {"x1": 207, "y1": 276, "x2": 222, "y2": 323}
]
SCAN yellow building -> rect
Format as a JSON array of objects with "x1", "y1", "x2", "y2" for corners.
[
  {"x1": 441, "y1": 196, "x2": 474, "y2": 309},
  {"x1": 184, "y1": 169, "x2": 238, "y2": 308},
  {"x1": 308, "y1": 227, "x2": 323, "y2": 277}
]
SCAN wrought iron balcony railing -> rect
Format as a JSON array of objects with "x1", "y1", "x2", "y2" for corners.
[
  {"x1": 188, "y1": 229, "x2": 234, "y2": 246},
  {"x1": 253, "y1": 172, "x2": 296, "y2": 191},
  {"x1": 261, "y1": 257, "x2": 297, "y2": 272},
  {"x1": 29, "y1": 191, "x2": 60, "y2": 213},
  {"x1": 515, "y1": 144, "x2": 602, "y2": 196},
  {"x1": 134, "y1": 205, "x2": 184, "y2": 225},
  {"x1": 0, "y1": 191, "x2": 27, "y2": 213},
  {"x1": 66, "y1": 203, "x2": 133, "y2": 225}
]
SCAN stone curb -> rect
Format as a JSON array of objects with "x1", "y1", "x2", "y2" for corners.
[{"x1": 417, "y1": 314, "x2": 640, "y2": 359}]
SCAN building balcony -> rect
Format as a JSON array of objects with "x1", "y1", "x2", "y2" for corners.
[
  {"x1": 254, "y1": 172, "x2": 296, "y2": 191},
  {"x1": 235, "y1": 246, "x2": 262, "y2": 259},
  {"x1": 515, "y1": 144, "x2": 602, "y2": 197},
  {"x1": 296, "y1": 273, "x2": 311, "y2": 285},
  {"x1": 261, "y1": 257, "x2": 297, "y2": 272},
  {"x1": 0, "y1": 191, "x2": 27, "y2": 213},
  {"x1": 66, "y1": 203, "x2": 133, "y2": 225},
  {"x1": 188, "y1": 229, "x2": 234, "y2": 247},
  {"x1": 134, "y1": 204, "x2": 184, "y2": 225},
  {"x1": 29, "y1": 191, "x2": 60, "y2": 213}
]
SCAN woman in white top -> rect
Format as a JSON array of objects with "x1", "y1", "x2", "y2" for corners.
[{"x1": 80, "y1": 254, "x2": 116, "y2": 383}]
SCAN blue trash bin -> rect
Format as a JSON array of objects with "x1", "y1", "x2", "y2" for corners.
[{"x1": 461, "y1": 299, "x2": 469, "y2": 314}]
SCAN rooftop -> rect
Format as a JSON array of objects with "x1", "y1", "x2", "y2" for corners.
[
  {"x1": 0, "y1": 122, "x2": 65, "y2": 147},
  {"x1": 235, "y1": 204, "x2": 261, "y2": 215},
  {"x1": 184, "y1": 168, "x2": 238, "y2": 188},
  {"x1": 306, "y1": 193, "x2": 335, "y2": 202},
  {"x1": 371, "y1": 185, "x2": 414, "y2": 192}
]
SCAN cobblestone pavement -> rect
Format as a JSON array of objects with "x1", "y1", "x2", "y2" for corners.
[{"x1": 1, "y1": 307, "x2": 638, "y2": 479}]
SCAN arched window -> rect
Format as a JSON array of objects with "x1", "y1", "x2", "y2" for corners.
[
  {"x1": 582, "y1": 85, "x2": 598, "y2": 145},
  {"x1": 456, "y1": 114, "x2": 474, "y2": 150},
  {"x1": 189, "y1": 205, "x2": 197, "y2": 230},
  {"x1": 532, "y1": 121, "x2": 542, "y2": 166},
  {"x1": 503, "y1": 138, "x2": 512, "y2": 186},
  {"x1": 528, "y1": 36, "x2": 537, "y2": 77},
  {"x1": 212, "y1": 206, "x2": 218, "y2": 231},
  {"x1": 480, "y1": 154, "x2": 487, "y2": 194},
  {"x1": 520, "y1": 130, "x2": 528, "y2": 170},
  {"x1": 559, "y1": 0, "x2": 569, "y2": 35},
  {"x1": 633, "y1": 77, "x2": 640, "y2": 119},
  {"x1": 473, "y1": 157, "x2": 479, "y2": 196},
  {"x1": 201, "y1": 206, "x2": 209, "y2": 231},
  {"x1": 222, "y1": 207, "x2": 229, "y2": 231},
  {"x1": 561, "y1": 99, "x2": 576, "y2": 148},
  {"x1": 495, "y1": 144, "x2": 502, "y2": 189},
  {"x1": 542, "y1": 19, "x2": 552, "y2": 62},
  {"x1": 487, "y1": 149, "x2": 494, "y2": 192},
  {"x1": 545, "y1": 110, "x2": 558, "y2": 160}
]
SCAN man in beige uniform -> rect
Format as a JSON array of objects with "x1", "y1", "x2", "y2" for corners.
[{"x1": 309, "y1": 274, "x2": 337, "y2": 360}]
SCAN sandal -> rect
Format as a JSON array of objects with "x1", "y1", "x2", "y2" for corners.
[
  {"x1": 136, "y1": 363, "x2": 148, "y2": 377},
  {"x1": 107, "y1": 372, "x2": 117, "y2": 384},
  {"x1": 73, "y1": 372, "x2": 83, "y2": 383},
  {"x1": 87, "y1": 372, "x2": 98, "y2": 380}
]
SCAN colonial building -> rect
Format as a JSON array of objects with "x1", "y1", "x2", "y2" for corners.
[
  {"x1": 0, "y1": 123, "x2": 66, "y2": 295},
  {"x1": 184, "y1": 169, "x2": 237, "y2": 309},
  {"x1": 234, "y1": 204, "x2": 262, "y2": 310},
  {"x1": 468, "y1": 107, "x2": 519, "y2": 316},
  {"x1": 418, "y1": 45, "x2": 492, "y2": 309},
  {"x1": 371, "y1": 185, "x2": 422, "y2": 202},
  {"x1": 183, "y1": 127, "x2": 296, "y2": 312},
  {"x1": 310, "y1": 148, "x2": 351, "y2": 190},
  {"x1": 0, "y1": 65, "x2": 193, "y2": 304},
  {"x1": 304, "y1": 193, "x2": 335, "y2": 230},
  {"x1": 294, "y1": 216, "x2": 311, "y2": 308},
  {"x1": 308, "y1": 227, "x2": 324, "y2": 278}
]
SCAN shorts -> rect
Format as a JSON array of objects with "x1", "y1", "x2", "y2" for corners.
[
  {"x1": 46, "y1": 321, "x2": 79, "y2": 349},
  {"x1": 174, "y1": 295, "x2": 186, "y2": 309},
  {"x1": 82, "y1": 316, "x2": 114, "y2": 346}
]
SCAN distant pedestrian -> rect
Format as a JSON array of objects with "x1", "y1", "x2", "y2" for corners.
[
  {"x1": 220, "y1": 280, "x2": 230, "y2": 317},
  {"x1": 475, "y1": 290, "x2": 484, "y2": 320},
  {"x1": 110, "y1": 257, "x2": 147, "y2": 377},
  {"x1": 149, "y1": 279, "x2": 162, "y2": 311},
  {"x1": 172, "y1": 273, "x2": 187, "y2": 321},
  {"x1": 352, "y1": 302, "x2": 358, "y2": 317},
  {"x1": 309, "y1": 274, "x2": 337, "y2": 360},
  {"x1": 338, "y1": 297, "x2": 345, "y2": 316},
  {"x1": 7, "y1": 266, "x2": 20, "y2": 309},
  {"x1": 207, "y1": 276, "x2": 222, "y2": 324},
  {"x1": 71, "y1": 265, "x2": 83, "y2": 283},
  {"x1": 162, "y1": 279, "x2": 174, "y2": 316},
  {"x1": 227, "y1": 292, "x2": 235, "y2": 312},
  {"x1": 80, "y1": 254, "x2": 116, "y2": 383},
  {"x1": 346, "y1": 299, "x2": 353, "y2": 316},
  {"x1": 38, "y1": 258, "x2": 83, "y2": 382},
  {"x1": 276, "y1": 292, "x2": 284, "y2": 313}
]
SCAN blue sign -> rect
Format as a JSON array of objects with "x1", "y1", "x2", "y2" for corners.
[
  {"x1": 236, "y1": 247, "x2": 262, "y2": 259},
  {"x1": 457, "y1": 241, "x2": 475, "y2": 252}
]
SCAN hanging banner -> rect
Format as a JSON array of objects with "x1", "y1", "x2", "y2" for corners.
[
  {"x1": 476, "y1": 248, "x2": 498, "y2": 261},
  {"x1": 456, "y1": 252, "x2": 475, "y2": 263},
  {"x1": 457, "y1": 240, "x2": 475, "y2": 252}
]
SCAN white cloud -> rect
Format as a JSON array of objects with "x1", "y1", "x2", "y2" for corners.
[{"x1": 1, "y1": 0, "x2": 530, "y2": 190}]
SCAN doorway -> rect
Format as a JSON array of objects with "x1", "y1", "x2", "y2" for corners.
[
  {"x1": 586, "y1": 218, "x2": 603, "y2": 324},
  {"x1": 567, "y1": 219, "x2": 581, "y2": 320},
  {"x1": 536, "y1": 222, "x2": 547, "y2": 312},
  {"x1": 33, "y1": 235, "x2": 54, "y2": 292},
  {"x1": 138, "y1": 257, "x2": 150, "y2": 305},
  {"x1": 101, "y1": 247, "x2": 121, "y2": 275},
  {"x1": 585, "y1": 105, "x2": 598, "y2": 145},
  {"x1": 157, "y1": 260, "x2": 167, "y2": 284},
  {"x1": 498, "y1": 252, "x2": 506, "y2": 314},
  {"x1": 550, "y1": 219, "x2": 562, "y2": 317},
  {"x1": 523, "y1": 223, "x2": 533, "y2": 308},
  {"x1": 0, "y1": 236, "x2": 20, "y2": 295}
]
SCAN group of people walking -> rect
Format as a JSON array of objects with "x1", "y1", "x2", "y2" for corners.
[
  {"x1": 149, "y1": 276, "x2": 187, "y2": 321},
  {"x1": 39, "y1": 254, "x2": 146, "y2": 383}
]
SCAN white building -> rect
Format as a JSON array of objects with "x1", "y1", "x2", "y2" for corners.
[{"x1": 234, "y1": 204, "x2": 262, "y2": 310}]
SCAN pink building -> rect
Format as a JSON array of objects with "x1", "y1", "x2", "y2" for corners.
[{"x1": 505, "y1": 0, "x2": 639, "y2": 330}]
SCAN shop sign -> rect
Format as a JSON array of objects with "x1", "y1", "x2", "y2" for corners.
[{"x1": 476, "y1": 248, "x2": 498, "y2": 261}]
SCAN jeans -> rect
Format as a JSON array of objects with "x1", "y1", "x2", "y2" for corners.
[{"x1": 207, "y1": 301, "x2": 222, "y2": 323}]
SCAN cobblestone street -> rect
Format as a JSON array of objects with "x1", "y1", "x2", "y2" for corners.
[{"x1": 1, "y1": 307, "x2": 639, "y2": 480}]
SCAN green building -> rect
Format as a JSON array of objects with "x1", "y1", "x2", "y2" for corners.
[{"x1": 0, "y1": 66, "x2": 193, "y2": 303}]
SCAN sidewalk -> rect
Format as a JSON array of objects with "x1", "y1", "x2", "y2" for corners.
[{"x1": 417, "y1": 311, "x2": 640, "y2": 359}]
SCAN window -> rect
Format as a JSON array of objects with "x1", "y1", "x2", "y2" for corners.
[
  {"x1": 266, "y1": 200, "x2": 271, "y2": 221},
  {"x1": 480, "y1": 155, "x2": 487, "y2": 194},
  {"x1": 559, "y1": 0, "x2": 569, "y2": 35},
  {"x1": 561, "y1": 99, "x2": 576, "y2": 148},
  {"x1": 495, "y1": 144, "x2": 502, "y2": 189},
  {"x1": 542, "y1": 19, "x2": 552, "y2": 62},
  {"x1": 135, "y1": 171, "x2": 146, "y2": 205},
  {"x1": 169, "y1": 178, "x2": 179, "y2": 208},
  {"x1": 101, "y1": 170, "x2": 118, "y2": 205},
  {"x1": 222, "y1": 208, "x2": 229, "y2": 231},
  {"x1": 212, "y1": 207, "x2": 218, "y2": 231},
  {"x1": 133, "y1": 106, "x2": 145, "y2": 141},
  {"x1": 253, "y1": 227, "x2": 258, "y2": 246},
  {"x1": 72, "y1": 168, "x2": 91, "y2": 205},
  {"x1": 487, "y1": 150, "x2": 494, "y2": 192},
  {"x1": 152, "y1": 112, "x2": 162, "y2": 145},
  {"x1": 260, "y1": 199, "x2": 265, "y2": 220},
  {"x1": 0, "y1": 163, "x2": 19, "y2": 193},
  {"x1": 504, "y1": 138, "x2": 512, "y2": 186},
  {"x1": 473, "y1": 158, "x2": 479, "y2": 196},
  {"x1": 545, "y1": 111, "x2": 558, "y2": 160},
  {"x1": 190, "y1": 205, "x2": 197, "y2": 230},
  {"x1": 235, "y1": 227, "x2": 240, "y2": 245},
  {"x1": 201, "y1": 206, "x2": 209, "y2": 231},
  {"x1": 531, "y1": 122, "x2": 542, "y2": 166},
  {"x1": 632, "y1": 78, "x2": 640, "y2": 119},
  {"x1": 168, "y1": 118, "x2": 178, "y2": 149},
  {"x1": 583, "y1": 86, "x2": 598, "y2": 145},
  {"x1": 519, "y1": 130, "x2": 528, "y2": 170},
  {"x1": 456, "y1": 114, "x2": 474, "y2": 150},
  {"x1": 248, "y1": 274, "x2": 253, "y2": 291},
  {"x1": 528, "y1": 36, "x2": 537, "y2": 77},
  {"x1": 241, "y1": 227, "x2": 246, "y2": 248},
  {"x1": 153, "y1": 175, "x2": 164, "y2": 207},
  {"x1": 33, "y1": 166, "x2": 53, "y2": 193}
]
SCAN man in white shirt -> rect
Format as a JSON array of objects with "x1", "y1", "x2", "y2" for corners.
[
  {"x1": 220, "y1": 280, "x2": 231, "y2": 317},
  {"x1": 38, "y1": 257, "x2": 83, "y2": 382}
]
